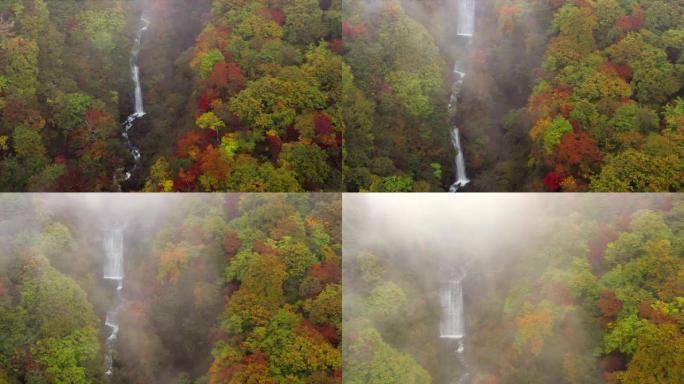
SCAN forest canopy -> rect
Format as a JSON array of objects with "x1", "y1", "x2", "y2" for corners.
[
  {"x1": 0, "y1": 193, "x2": 341, "y2": 383},
  {"x1": 343, "y1": 194, "x2": 684, "y2": 383},
  {"x1": 1, "y1": 0, "x2": 684, "y2": 191}
]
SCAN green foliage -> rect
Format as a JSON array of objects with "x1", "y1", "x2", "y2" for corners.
[
  {"x1": 591, "y1": 150, "x2": 684, "y2": 192},
  {"x1": 345, "y1": 327, "x2": 430, "y2": 384},
  {"x1": 80, "y1": 7, "x2": 125, "y2": 54},
  {"x1": 1, "y1": 37, "x2": 38, "y2": 100},
  {"x1": 279, "y1": 142, "x2": 330, "y2": 189},
  {"x1": 50, "y1": 92, "x2": 93, "y2": 135},
  {"x1": 0, "y1": 249, "x2": 100, "y2": 383},
  {"x1": 603, "y1": 314, "x2": 648, "y2": 355},
  {"x1": 619, "y1": 323, "x2": 684, "y2": 383},
  {"x1": 229, "y1": 74, "x2": 326, "y2": 135},
  {"x1": 543, "y1": 117, "x2": 572, "y2": 154},
  {"x1": 366, "y1": 281, "x2": 407, "y2": 318},
  {"x1": 213, "y1": 194, "x2": 341, "y2": 382},
  {"x1": 199, "y1": 49, "x2": 224, "y2": 79},
  {"x1": 30, "y1": 328, "x2": 99, "y2": 384},
  {"x1": 368, "y1": 175, "x2": 414, "y2": 192},
  {"x1": 282, "y1": 0, "x2": 326, "y2": 45},
  {"x1": 386, "y1": 69, "x2": 441, "y2": 118}
]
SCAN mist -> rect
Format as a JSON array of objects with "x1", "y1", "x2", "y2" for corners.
[
  {"x1": 342, "y1": 193, "x2": 683, "y2": 384},
  {"x1": 0, "y1": 194, "x2": 228, "y2": 383},
  {"x1": 0, "y1": 193, "x2": 343, "y2": 384}
]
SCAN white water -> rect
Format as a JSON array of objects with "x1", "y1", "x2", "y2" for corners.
[
  {"x1": 440, "y1": 268, "x2": 469, "y2": 383},
  {"x1": 121, "y1": 16, "x2": 149, "y2": 181},
  {"x1": 103, "y1": 228, "x2": 124, "y2": 279},
  {"x1": 449, "y1": 0, "x2": 475, "y2": 191},
  {"x1": 449, "y1": 128, "x2": 470, "y2": 192},
  {"x1": 104, "y1": 311, "x2": 119, "y2": 376},
  {"x1": 440, "y1": 273, "x2": 465, "y2": 339},
  {"x1": 103, "y1": 227, "x2": 125, "y2": 377},
  {"x1": 457, "y1": 0, "x2": 475, "y2": 36}
]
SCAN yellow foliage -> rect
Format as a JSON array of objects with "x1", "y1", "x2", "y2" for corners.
[
  {"x1": 560, "y1": 176, "x2": 578, "y2": 192},
  {"x1": 530, "y1": 118, "x2": 551, "y2": 141},
  {"x1": 514, "y1": 308, "x2": 553, "y2": 356}
]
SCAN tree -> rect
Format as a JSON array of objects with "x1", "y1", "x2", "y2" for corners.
[
  {"x1": 1, "y1": 37, "x2": 38, "y2": 100},
  {"x1": 144, "y1": 157, "x2": 174, "y2": 192},
  {"x1": 50, "y1": 92, "x2": 93, "y2": 138},
  {"x1": 619, "y1": 323, "x2": 684, "y2": 384},
  {"x1": 345, "y1": 326, "x2": 430, "y2": 384},
  {"x1": 606, "y1": 33, "x2": 680, "y2": 104},
  {"x1": 278, "y1": 143, "x2": 330, "y2": 190},
  {"x1": 366, "y1": 281, "x2": 407, "y2": 319},
  {"x1": 196, "y1": 112, "x2": 226, "y2": 144},
  {"x1": 591, "y1": 150, "x2": 684, "y2": 192},
  {"x1": 543, "y1": 117, "x2": 573, "y2": 154},
  {"x1": 282, "y1": 0, "x2": 326, "y2": 45},
  {"x1": 227, "y1": 253, "x2": 287, "y2": 329}
]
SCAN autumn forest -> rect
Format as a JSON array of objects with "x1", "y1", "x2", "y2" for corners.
[
  {"x1": 0, "y1": 194, "x2": 341, "y2": 383},
  {"x1": 0, "y1": 0, "x2": 682, "y2": 191},
  {"x1": 1, "y1": 0, "x2": 684, "y2": 383},
  {"x1": 343, "y1": 194, "x2": 684, "y2": 384}
]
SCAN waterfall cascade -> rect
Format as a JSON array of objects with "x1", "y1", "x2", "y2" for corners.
[
  {"x1": 449, "y1": 0, "x2": 475, "y2": 191},
  {"x1": 440, "y1": 271, "x2": 466, "y2": 341},
  {"x1": 449, "y1": 128, "x2": 470, "y2": 192},
  {"x1": 440, "y1": 267, "x2": 469, "y2": 383},
  {"x1": 457, "y1": 0, "x2": 475, "y2": 36},
  {"x1": 103, "y1": 226, "x2": 125, "y2": 377},
  {"x1": 103, "y1": 228, "x2": 123, "y2": 280},
  {"x1": 121, "y1": 15, "x2": 149, "y2": 181}
]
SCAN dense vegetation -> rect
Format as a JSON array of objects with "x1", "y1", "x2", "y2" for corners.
[
  {"x1": 1, "y1": 0, "x2": 683, "y2": 191},
  {"x1": 342, "y1": 0, "x2": 451, "y2": 191},
  {"x1": 342, "y1": 0, "x2": 684, "y2": 191},
  {"x1": 0, "y1": 0, "x2": 342, "y2": 192},
  {"x1": 526, "y1": 0, "x2": 684, "y2": 191},
  {"x1": 0, "y1": 193, "x2": 341, "y2": 383},
  {"x1": 144, "y1": 0, "x2": 343, "y2": 192},
  {"x1": 0, "y1": 0, "x2": 131, "y2": 191},
  {"x1": 343, "y1": 194, "x2": 684, "y2": 383}
]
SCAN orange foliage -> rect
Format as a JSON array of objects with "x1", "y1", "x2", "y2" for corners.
[
  {"x1": 159, "y1": 249, "x2": 189, "y2": 284},
  {"x1": 223, "y1": 229, "x2": 241, "y2": 255},
  {"x1": 617, "y1": 5, "x2": 644, "y2": 33},
  {"x1": 588, "y1": 225, "x2": 618, "y2": 273},
  {"x1": 529, "y1": 86, "x2": 572, "y2": 119},
  {"x1": 498, "y1": 4, "x2": 520, "y2": 34},
  {"x1": 638, "y1": 301, "x2": 672, "y2": 325},
  {"x1": 597, "y1": 289, "x2": 622, "y2": 319},
  {"x1": 208, "y1": 62, "x2": 246, "y2": 93},
  {"x1": 253, "y1": 240, "x2": 277, "y2": 256},
  {"x1": 342, "y1": 20, "x2": 367, "y2": 39},
  {"x1": 199, "y1": 145, "x2": 230, "y2": 181},
  {"x1": 555, "y1": 131, "x2": 601, "y2": 177},
  {"x1": 515, "y1": 309, "x2": 553, "y2": 355},
  {"x1": 309, "y1": 261, "x2": 341, "y2": 286},
  {"x1": 177, "y1": 130, "x2": 203, "y2": 158},
  {"x1": 257, "y1": 8, "x2": 285, "y2": 26},
  {"x1": 176, "y1": 164, "x2": 201, "y2": 190}
]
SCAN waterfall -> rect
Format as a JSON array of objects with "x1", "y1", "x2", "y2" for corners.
[
  {"x1": 103, "y1": 227, "x2": 125, "y2": 377},
  {"x1": 440, "y1": 268, "x2": 470, "y2": 383},
  {"x1": 449, "y1": 0, "x2": 475, "y2": 191},
  {"x1": 449, "y1": 128, "x2": 470, "y2": 192},
  {"x1": 104, "y1": 311, "x2": 119, "y2": 376},
  {"x1": 103, "y1": 228, "x2": 123, "y2": 280},
  {"x1": 457, "y1": 0, "x2": 475, "y2": 36},
  {"x1": 440, "y1": 274, "x2": 465, "y2": 339},
  {"x1": 121, "y1": 15, "x2": 149, "y2": 181}
]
